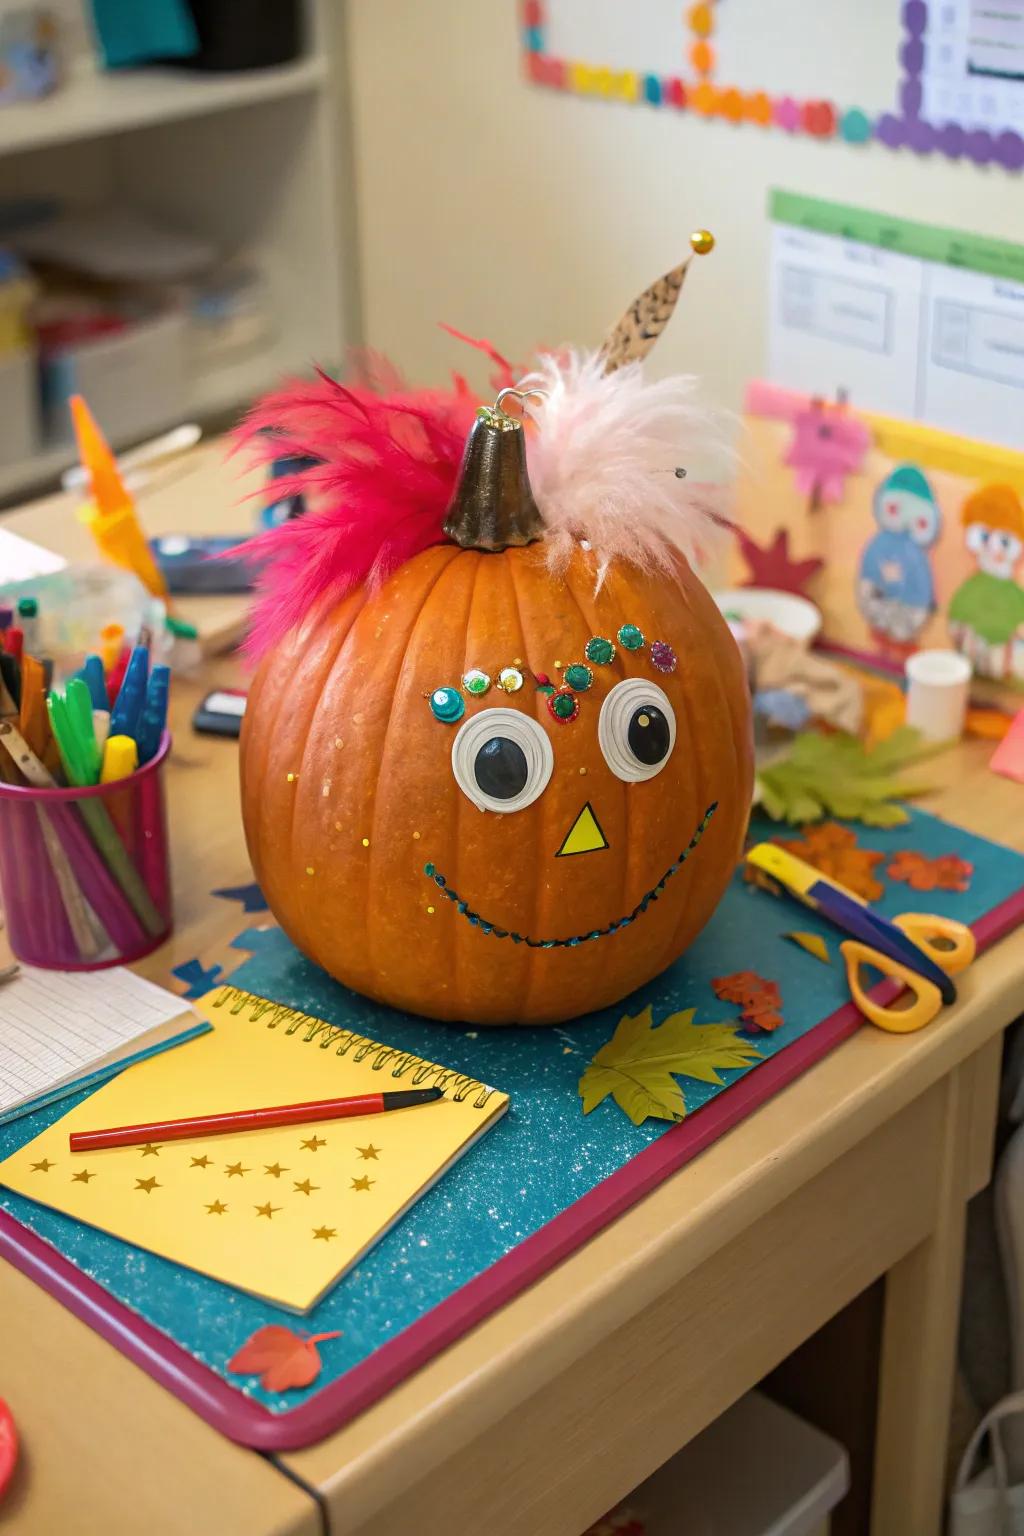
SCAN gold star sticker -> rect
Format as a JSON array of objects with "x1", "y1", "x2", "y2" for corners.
[
  {"x1": 350, "y1": 1175, "x2": 375, "y2": 1192},
  {"x1": 356, "y1": 1144, "x2": 380, "y2": 1161},
  {"x1": 293, "y1": 1178, "x2": 318, "y2": 1196},
  {"x1": 254, "y1": 1202, "x2": 281, "y2": 1219},
  {"x1": 71, "y1": 1168, "x2": 95, "y2": 1184},
  {"x1": 312, "y1": 1226, "x2": 337, "y2": 1241},
  {"x1": 206, "y1": 1199, "x2": 228, "y2": 1215},
  {"x1": 140, "y1": 1143, "x2": 161, "y2": 1157},
  {"x1": 30, "y1": 1158, "x2": 54, "y2": 1172},
  {"x1": 190, "y1": 1155, "x2": 213, "y2": 1169},
  {"x1": 135, "y1": 1176, "x2": 160, "y2": 1193},
  {"x1": 263, "y1": 1162, "x2": 289, "y2": 1179},
  {"x1": 224, "y1": 1162, "x2": 250, "y2": 1178},
  {"x1": 300, "y1": 1135, "x2": 326, "y2": 1151}
]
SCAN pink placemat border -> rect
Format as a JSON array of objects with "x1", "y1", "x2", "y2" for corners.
[{"x1": 3, "y1": 885, "x2": 1023, "y2": 1450}]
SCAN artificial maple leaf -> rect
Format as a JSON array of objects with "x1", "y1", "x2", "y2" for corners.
[
  {"x1": 756, "y1": 728, "x2": 938, "y2": 828},
  {"x1": 886, "y1": 850, "x2": 973, "y2": 893},
  {"x1": 579, "y1": 1005, "x2": 762, "y2": 1126},
  {"x1": 774, "y1": 821, "x2": 886, "y2": 902},
  {"x1": 736, "y1": 526, "x2": 824, "y2": 596},
  {"x1": 227, "y1": 1324, "x2": 342, "y2": 1393}
]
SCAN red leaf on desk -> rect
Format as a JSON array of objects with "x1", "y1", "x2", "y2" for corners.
[
  {"x1": 711, "y1": 972, "x2": 785, "y2": 1033},
  {"x1": 0, "y1": 1398, "x2": 18, "y2": 1501},
  {"x1": 228, "y1": 1325, "x2": 343, "y2": 1393}
]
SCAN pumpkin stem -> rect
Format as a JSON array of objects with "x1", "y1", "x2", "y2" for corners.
[{"x1": 442, "y1": 394, "x2": 545, "y2": 553}]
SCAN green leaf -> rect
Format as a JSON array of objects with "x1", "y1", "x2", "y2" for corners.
[
  {"x1": 578, "y1": 1005, "x2": 763, "y2": 1126},
  {"x1": 756, "y1": 729, "x2": 940, "y2": 827}
]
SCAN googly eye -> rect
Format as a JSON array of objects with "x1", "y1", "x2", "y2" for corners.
[
  {"x1": 965, "y1": 523, "x2": 988, "y2": 554},
  {"x1": 451, "y1": 707, "x2": 554, "y2": 813},
  {"x1": 598, "y1": 679, "x2": 676, "y2": 783}
]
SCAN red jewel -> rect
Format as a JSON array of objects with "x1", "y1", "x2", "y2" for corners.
[
  {"x1": 534, "y1": 672, "x2": 551, "y2": 686},
  {"x1": 547, "y1": 686, "x2": 579, "y2": 723}
]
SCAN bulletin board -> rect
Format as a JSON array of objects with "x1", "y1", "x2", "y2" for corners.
[{"x1": 523, "y1": 0, "x2": 1024, "y2": 169}]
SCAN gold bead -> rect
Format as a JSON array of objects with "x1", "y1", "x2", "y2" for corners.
[{"x1": 690, "y1": 228, "x2": 715, "y2": 256}]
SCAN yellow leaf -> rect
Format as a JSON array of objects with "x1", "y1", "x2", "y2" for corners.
[
  {"x1": 784, "y1": 931, "x2": 831, "y2": 965},
  {"x1": 578, "y1": 1005, "x2": 763, "y2": 1126}
]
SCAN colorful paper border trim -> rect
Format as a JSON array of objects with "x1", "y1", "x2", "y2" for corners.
[{"x1": 522, "y1": 0, "x2": 1023, "y2": 171}]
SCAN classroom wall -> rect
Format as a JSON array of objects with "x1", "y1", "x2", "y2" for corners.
[{"x1": 344, "y1": 1, "x2": 1024, "y2": 419}]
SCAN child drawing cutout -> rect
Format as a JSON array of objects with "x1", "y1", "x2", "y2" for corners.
[
  {"x1": 857, "y1": 465, "x2": 941, "y2": 656},
  {"x1": 948, "y1": 484, "x2": 1024, "y2": 683}
]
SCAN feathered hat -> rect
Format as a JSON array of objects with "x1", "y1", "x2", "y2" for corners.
[{"x1": 234, "y1": 232, "x2": 724, "y2": 661}]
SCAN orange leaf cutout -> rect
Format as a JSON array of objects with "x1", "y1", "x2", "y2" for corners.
[
  {"x1": 228, "y1": 1324, "x2": 342, "y2": 1393},
  {"x1": 886, "y1": 850, "x2": 973, "y2": 893},
  {"x1": 711, "y1": 971, "x2": 784, "y2": 1033},
  {"x1": 774, "y1": 821, "x2": 886, "y2": 902}
]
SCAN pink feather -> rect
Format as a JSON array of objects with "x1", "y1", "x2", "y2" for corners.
[
  {"x1": 232, "y1": 367, "x2": 478, "y2": 662},
  {"x1": 522, "y1": 349, "x2": 731, "y2": 588}
]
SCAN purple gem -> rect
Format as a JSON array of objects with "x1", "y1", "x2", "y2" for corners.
[
  {"x1": 650, "y1": 641, "x2": 677, "y2": 674},
  {"x1": 966, "y1": 129, "x2": 993, "y2": 164},
  {"x1": 907, "y1": 117, "x2": 935, "y2": 153}
]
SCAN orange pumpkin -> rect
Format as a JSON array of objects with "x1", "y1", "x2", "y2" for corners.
[
  {"x1": 239, "y1": 247, "x2": 751, "y2": 1025},
  {"x1": 241, "y1": 537, "x2": 751, "y2": 1025}
]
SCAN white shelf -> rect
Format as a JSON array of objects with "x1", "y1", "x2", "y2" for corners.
[
  {"x1": 0, "y1": 346, "x2": 307, "y2": 503},
  {"x1": 0, "y1": 56, "x2": 327, "y2": 158}
]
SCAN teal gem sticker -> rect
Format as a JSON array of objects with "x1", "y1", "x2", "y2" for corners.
[
  {"x1": 563, "y1": 663, "x2": 593, "y2": 691},
  {"x1": 429, "y1": 687, "x2": 465, "y2": 723},
  {"x1": 584, "y1": 636, "x2": 616, "y2": 666},
  {"x1": 616, "y1": 623, "x2": 645, "y2": 651}
]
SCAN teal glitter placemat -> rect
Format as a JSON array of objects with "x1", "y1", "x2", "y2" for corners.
[{"x1": 1, "y1": 808, "x2": 1022, "y2": 1420}]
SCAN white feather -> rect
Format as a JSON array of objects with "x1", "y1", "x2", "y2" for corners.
[{"x1": 520, "y1": 349, "x2": 731, "y2": 587}]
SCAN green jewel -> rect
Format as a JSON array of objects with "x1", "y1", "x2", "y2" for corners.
[
  {"x1": 563, "y1": 663, "x2": 593, "y2": 691},
  {"x1": 584, "y1": 636, "x2": 616, "y2": 666},
  {"x1": 462, "y1": 669, "x2": 490, "y2": 695},
  {"x1": 617, "y1": 623, "x2": 645, "y2": 651}
]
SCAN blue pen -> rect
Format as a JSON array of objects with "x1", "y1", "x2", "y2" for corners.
[
  {"x1": 76, "y1": 653, "x2": 109, "y2": 712},
  {"x1": 135, "y1": 664, "x2": 170, "y2": 763},
  {"x1": 109, "y1": 643, "x2": 149, "y2": 738}
]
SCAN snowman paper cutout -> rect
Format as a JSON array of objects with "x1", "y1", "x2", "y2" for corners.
[{"x1": 857, "y1": 465, "x2": 941, "y2": 654}]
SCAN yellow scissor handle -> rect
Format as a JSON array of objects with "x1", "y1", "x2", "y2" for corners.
[
  {"x1": 840, "y1": 940, "x2": 945, "y2": 1034},
  {"x1": 891, "y1": 913, "x2": 976, "y2": 976}
]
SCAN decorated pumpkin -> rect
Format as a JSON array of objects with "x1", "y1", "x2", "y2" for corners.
[{"x1": 237, "y1": 243, "x2": 753, "y2": 1025}]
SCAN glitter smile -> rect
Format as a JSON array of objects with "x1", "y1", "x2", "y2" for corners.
[{"x1": 423, "y1": 802, "x2": 717, "y2": 948}]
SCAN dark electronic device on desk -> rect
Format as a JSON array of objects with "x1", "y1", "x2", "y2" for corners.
[
  {"x1": 192, "y1": 688, "x2": 246, "y2": 738},
  {"x1": 151, "y1": 535, "x2": 259, "y2": 595}
]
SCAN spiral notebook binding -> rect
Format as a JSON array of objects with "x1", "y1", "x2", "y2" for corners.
[{"x1": 212, "y1": 987, "x2": 497, "y2": 1109}]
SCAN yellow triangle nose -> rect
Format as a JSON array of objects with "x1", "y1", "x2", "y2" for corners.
[{"x1": 556, "y1": 802, "x2": 609, "y2": 858}]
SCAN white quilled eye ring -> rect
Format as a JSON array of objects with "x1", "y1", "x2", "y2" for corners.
[
  {"x1": 451, "y1": 708, "x2": 554, "y2": 813},
  {"x1": 599, "y1": 679, "x2": 676, "y2": 783}
]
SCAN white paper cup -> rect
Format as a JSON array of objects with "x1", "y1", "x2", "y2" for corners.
[{"x1": 905, "y1": 649, "x2": 972, "y2": 742}]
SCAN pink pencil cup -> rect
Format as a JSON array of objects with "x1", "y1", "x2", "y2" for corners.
[{"x1": 0, "y1": 733, "x2": 173, "y2": 970}]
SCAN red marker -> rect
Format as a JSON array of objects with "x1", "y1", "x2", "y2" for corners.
[{"x1": 69, "y1": 1087, "x2": 444, "y2": 1152}]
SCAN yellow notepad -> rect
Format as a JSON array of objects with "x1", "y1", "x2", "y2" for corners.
[{"x1": 0, "y1": 986, "x2": 509, "y2": 1312}]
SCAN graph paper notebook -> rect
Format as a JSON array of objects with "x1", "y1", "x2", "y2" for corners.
[
  {"x1": 0, "y1": 986, "x2": 509, "y2": 1312},
  {"x1": 0, "y1": 965, "x2": 195, "y2": 1119}
]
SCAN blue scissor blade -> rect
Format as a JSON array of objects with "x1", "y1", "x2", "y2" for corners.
[{"x1": 810, "y1": 882, "x2": 957, "y2": 1005}]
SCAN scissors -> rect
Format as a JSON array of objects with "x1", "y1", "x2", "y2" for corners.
[{"x1": 745, "y1": 843, "x2": 976, "y2": 1034}]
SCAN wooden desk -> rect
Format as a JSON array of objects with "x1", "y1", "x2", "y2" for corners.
[
  {"x1": 0, "y1": 442, "x2": 260, "y2": 656},
  {"x1": 2, "y1": 657, "x2": 1022, "y2": 1535}
]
